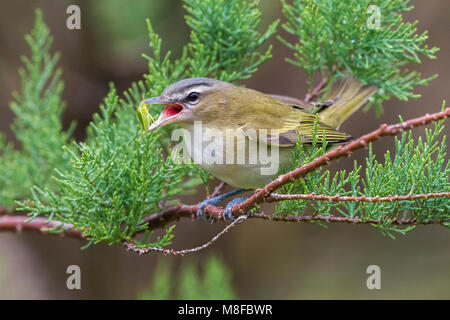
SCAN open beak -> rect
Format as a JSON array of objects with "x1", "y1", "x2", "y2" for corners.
[{"x1": 142, "y1": 96, "x2": 185, "y2": 132}]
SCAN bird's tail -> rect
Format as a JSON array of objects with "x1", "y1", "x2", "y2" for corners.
[{"x1": 318, "y1": 77, "x2": 377, "y2": 129}]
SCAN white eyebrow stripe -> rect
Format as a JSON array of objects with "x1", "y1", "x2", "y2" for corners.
[{"x1": 182, "y1": 85, "x2": 212, "y2": 96}]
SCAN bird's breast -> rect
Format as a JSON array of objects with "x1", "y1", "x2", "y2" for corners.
[{"x1": 176, "y1": 123, "x2": 292, "y2": 188}]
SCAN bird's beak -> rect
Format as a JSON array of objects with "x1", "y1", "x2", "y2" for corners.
[{"x1": 141, "y1": 96, "x2": 185, "y2": 132}]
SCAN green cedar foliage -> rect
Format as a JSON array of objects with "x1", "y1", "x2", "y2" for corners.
[
  {"x1": 0, "y1": 10, "x2": 73, "y2": 208},
  {"x1": 12, "y1": 1, "x2": 277, "y2": 247},
  {"x1": 279, "y1": 0, "x2": 439, "y2": 114}
]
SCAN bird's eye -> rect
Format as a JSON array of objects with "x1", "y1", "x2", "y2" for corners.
[{"x1": 187, "y1": 92, "x2": 200, "y2": 102}]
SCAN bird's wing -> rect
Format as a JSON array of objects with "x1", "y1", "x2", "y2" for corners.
[
  {"x1": 268, "y1": 94, "x2": 314, "y2": 111},
  {"x1": 264, "y1": 76, "x2": 376, "y2": 146},
  {"x1": 265, "y1": 112, "x2": 352, "y2": 147},
  {"x1": 235, "y1": 86, "x2": 352, "y2": 147}
]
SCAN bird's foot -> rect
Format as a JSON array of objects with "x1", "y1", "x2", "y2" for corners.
[
  {"x1": 196, "y1": 197, "x2": 220, "y2": 222},
  {"x1": 222, "y1": 197, "x2": 249, "y2": 222},
  {"x1": 196, "y1": 188, "x2": 248, "y2": 222}
]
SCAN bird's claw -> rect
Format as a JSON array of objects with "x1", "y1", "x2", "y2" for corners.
[
  {"x1": 195, "y1": 188, "x2": 248, "y2": 223},
  {"x1": 196, "y1": 198, "x2": 219, "y2": 222},
  {"x1": 222, "y1": 197, "x2": 249, "y2": 222}
]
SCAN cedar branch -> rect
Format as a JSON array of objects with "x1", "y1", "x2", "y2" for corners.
[
  {"x1": 0, "y1": 215, "x2": 85, "y2": 239},
  {"x1": 266, "y1": 192, "x2": 450, "y2": 203}
]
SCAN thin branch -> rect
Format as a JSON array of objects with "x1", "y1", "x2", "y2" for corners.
[
  {"x1": 251, "y1": 213, "x2": 447, "y2": 225},
  {"x1": 124, "y1": 214, "x2": 248, "y2": 255},
  {"x1": 0, "y1": 215, "x2": 85, "y2": 239},
  {"x1": 305, "y1": 77, "x2": 328, "y2": 102},
  {"x1": 209, "y1": 182, "x2": 226, "y2": 199},
  {"x1": 266, "y1": 192, "x2": 450, "y2": 203}
]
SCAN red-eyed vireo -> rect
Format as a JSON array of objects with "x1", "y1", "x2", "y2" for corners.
[{"x1": 140, "y1": 77, "x2": 376, "y2": 221}]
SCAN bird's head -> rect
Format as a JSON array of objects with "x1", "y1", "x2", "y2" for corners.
[{"x1": 142, "y1": 77, "x2": 233, "y2": 132}]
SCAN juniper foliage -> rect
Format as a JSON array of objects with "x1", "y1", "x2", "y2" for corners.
[
  {"x1": 7, "y1": 0, "x2": 277, "y2": 246},
  {"x1": 0, "y1": 10, "x2": 73, "y2": 208},
  {"x1": 275, "y1": 111, "x2": 450, "y2": 237},
  {"x1": 279, "y1": 0, "x2": 439, "y2": 114}
]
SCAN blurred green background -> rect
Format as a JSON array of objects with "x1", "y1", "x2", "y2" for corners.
[{"x1": 0, "y1": 0, "x2": 449, "y2": 299}]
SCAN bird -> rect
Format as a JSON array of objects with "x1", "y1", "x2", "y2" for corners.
[{"x1": 141, "y1": 77, "x2": 376, "y2": 221}]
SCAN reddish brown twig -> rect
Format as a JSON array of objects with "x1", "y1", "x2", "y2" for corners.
[
  {"x1": 0, "y1": 215, "x2": 85, "y2": 239},
  {"x1": 252, "y1": 213, "x2": 446, "y2": 225},
  {"x1": 266, "y1": 192, "x2": 450, "y2": 203},
  {"x1": 0, "y1": 109, "x2": 448, "y2": 252},
  {"x1": 305, "y1": 77, "x2": 328, "y2": 102},
  {"x1": 209, "y1": 182, "x2": 226, "y2": 199}
]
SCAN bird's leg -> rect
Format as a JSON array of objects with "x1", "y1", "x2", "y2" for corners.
[
  {"x1": 196, "y1": 188, "x2": 249, "y2": 221},
  {"x1": 222, "y1": 197, "x2": 250, "y2": 222}
]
